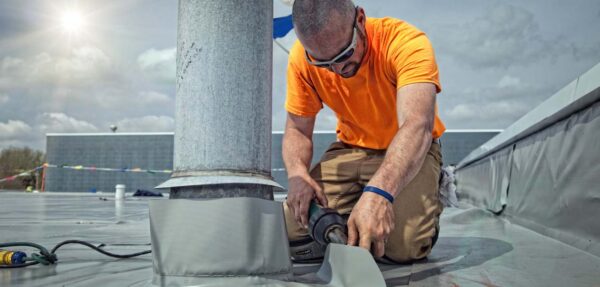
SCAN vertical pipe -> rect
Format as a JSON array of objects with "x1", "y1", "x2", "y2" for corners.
[{"x1": 157, "y1": 0, "x2": 282, "y2": 199}]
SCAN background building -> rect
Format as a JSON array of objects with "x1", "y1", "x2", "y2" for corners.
[
  {"x1": 437, "y1": 130, "x2": 502, "y2": 166},
  {"x1": 45, "y1": 133, "x2": 174, "y2": 194},
  {"x1": 44, "y1": 130, "x2": 500, "y2": 192}
]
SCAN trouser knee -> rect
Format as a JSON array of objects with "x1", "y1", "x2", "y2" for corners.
[{"x1": 383, "y1": 228, "x2": 438, "y2": 263}]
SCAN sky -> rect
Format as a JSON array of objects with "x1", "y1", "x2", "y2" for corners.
[{"x1": 0, "y1": 0, "x2": 599, "y2": 151}]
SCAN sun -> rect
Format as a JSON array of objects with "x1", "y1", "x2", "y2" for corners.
[{"x1": 60, "y1": 10, "x2": 85, "y2": 35}]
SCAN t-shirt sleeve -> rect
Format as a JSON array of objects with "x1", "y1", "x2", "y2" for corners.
[
  {"x1": 388, "y1": 29, "x2": 442, "y2": 93},
  {"x1": 285, "y1": 42, "x2": 323, "y2": 117}
]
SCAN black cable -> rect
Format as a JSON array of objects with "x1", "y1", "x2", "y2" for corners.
[
  {"x1": 0, "y1": 240, "x2": 151, "y2": 268},
  {"x1": 50, "y1": 240, "x2": 151, "y2": 259}
]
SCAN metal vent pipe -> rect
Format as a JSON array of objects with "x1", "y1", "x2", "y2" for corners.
[{"x1": 157, "y1": 0, "x2": 282, "y2": 199}]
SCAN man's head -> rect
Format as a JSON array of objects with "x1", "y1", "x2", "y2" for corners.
[{"x1": 293, "y1": 0, "x2": 367, "y2": 78}]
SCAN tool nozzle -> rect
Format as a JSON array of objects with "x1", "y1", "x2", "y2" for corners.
[{"x1": 327, "y1": 227, "x2": 348, "y2": 245}]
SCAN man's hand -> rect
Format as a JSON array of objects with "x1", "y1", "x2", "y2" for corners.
[
  {"x1": 287, "y1": 172, "x2": 328, "y2": 229},
  {"x1": 347, "y1": 192, "x2": 395, "y2": 258}
]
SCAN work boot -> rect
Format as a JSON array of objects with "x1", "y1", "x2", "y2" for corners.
[{"x1": 289, "y1": 237, "x2": 326, "y2": 263}]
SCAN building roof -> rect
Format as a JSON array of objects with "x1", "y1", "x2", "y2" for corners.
[{"x1": 1, "y1": 191, "x2": 598, "y2": 286}]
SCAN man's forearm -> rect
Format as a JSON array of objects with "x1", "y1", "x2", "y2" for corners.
[
  {"x1": 282, "y1": 127, "x2": 314, "y2": 177},
  {"x1": 368, "y1": 122, "x2": 432, "y2": 197}
]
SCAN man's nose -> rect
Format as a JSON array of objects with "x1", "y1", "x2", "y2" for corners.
[{"x1": 330, "y1": 62, "x2": 345, "y2": 75}]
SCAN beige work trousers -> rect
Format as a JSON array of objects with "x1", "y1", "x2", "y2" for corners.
[{"x1": 284, "y1": 141, "x2": 443, "y2": 263}]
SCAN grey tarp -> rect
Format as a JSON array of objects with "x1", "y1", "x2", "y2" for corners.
[
  {"x1": 455, "y1": 146, "x2": 511, "y2": 213},
  {"x1": 149, "y1": 198, "x2": 385, "y2": 286},
  {"x1": 149, "y1": 198, "x2": 293, "y2": 278},
  {"x1": 456, "y1": 97, "x2": 600, "y2": 257},
  {"x1": 505, "y1": 99, "x2": 600, "y2": 257}
]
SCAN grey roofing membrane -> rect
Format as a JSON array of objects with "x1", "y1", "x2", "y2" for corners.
[{"x1": 1, "y1": 192, "x2": 598, "y2": 286}]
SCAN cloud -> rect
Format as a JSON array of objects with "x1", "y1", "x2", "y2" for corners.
[
  {"x1": 0, "y1": 120, "x2": 32, "y2": 140},
  {"x1": 436, "y1": 4, "x2": 553, "y2": 68},
  {"x1": 497, "y1": 75, "x2": 521, "y2": 88},
  {"x1": 564, "y1": 41, "x2": 600, "y2": 62},
  {"x1": 1, "y1": 57, "x2": 23, "y2": 71},
  {"x1": 446, "y1": 101, "x2": 527, "y2": 122},
  {"x1": 115, "y1": 115, "x2": 175, "y2": 132},
  {"x1": 0, "y1": 45, "x2": 175, "y2": 133},
  {"x1": 1, "y1": 47, "x2": 116, "y2": 87},
  {"x1": 0, "y1": 93, "x2": 8, "y2": 105},
  {"x1": 2, "y1": 0, "x2": 599, "y2": 151},
  {"x1": 54, "y1": 46, "x2": 112, "y2": 81},
  {"x1": 441, "y1": 76, "x2": 552, "y2": 128},
  {"x1": 137, "y1": 91, "x2": 172, "y2": 104},
  {"x1": 137, "y1": 47, "x2": 176, "y2": 83},
  {"x1": 37, "y1": 113, "x2": 98, "y2": 134},
  {"x1": 0, "y1": 113, "x2": 100, "y2": 150}
]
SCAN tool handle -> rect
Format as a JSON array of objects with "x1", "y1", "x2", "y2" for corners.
[{"x1": 308, "y1": 201, "x2": 320, "y2": 218}]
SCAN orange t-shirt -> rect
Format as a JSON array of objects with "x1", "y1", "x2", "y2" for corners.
[{"x1": 285, "y1": 17, "x2": 445, "y2": 149}]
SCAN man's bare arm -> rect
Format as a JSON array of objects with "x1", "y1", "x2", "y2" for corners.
[
  {"x1": 283, "y1": 113, "x2": 328, "y2": 228},
  {"x1": 282, "y1": 113, "x2": 316, "y2": 178},
  {"x1": 347, "y1": 82, "x2": 437, "y2": 257},
  {"x1": 368, "y1": 82, "x2": 436, "y2": 196}
]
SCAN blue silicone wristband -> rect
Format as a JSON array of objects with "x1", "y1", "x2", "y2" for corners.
[{"x1": 363, "y1": 186, "x2": 394, "y2": 204}]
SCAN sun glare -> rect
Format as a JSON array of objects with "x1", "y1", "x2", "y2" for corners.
[{"x1": 60, "y1": 10, "x2": 85, "y2": 35}]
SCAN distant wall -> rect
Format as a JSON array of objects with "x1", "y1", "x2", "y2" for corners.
[
  {"x1": 45, "y1": 134, "x2": 174, "y2": 193},
  {"x1": 439, "y1": 131, "x2": 500, "y2": 166},
  {"x1": 45, "y1": 129, "x2": 495, "y2": 193}
]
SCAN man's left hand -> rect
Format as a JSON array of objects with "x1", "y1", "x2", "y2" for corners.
[{"x1": 347, "y1": 192, "x2": 395, "y2": 258}]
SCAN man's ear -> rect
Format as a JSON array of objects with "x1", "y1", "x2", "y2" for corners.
[
  {"x1": 355, "y1": 7, "x2": 367, "y2": 39},
  {"x1": 356, "y1": 7, "x2": 366, "y2": 26},
  {"x1": 356, "y1": 7, "x2": 367, "y2": 34}
]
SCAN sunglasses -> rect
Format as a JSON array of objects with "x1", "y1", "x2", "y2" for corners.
[
  {"x1": 305, "y1": 27, "x2": 358, "y2": 68},
  {"x1": 305, "y1": 7, "x2": 359, "y2": 68}
]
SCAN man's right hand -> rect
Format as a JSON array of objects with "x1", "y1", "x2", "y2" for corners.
[{"x1": 286, "y1": 172, "x2": 328, "y2": 229}]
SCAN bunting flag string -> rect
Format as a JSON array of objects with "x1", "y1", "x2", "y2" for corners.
[
  {"x1": 44, "y1": 164, "x2": 173, "y2": 174},
  {"x1": 0, "y1": 164, "x2": 288, "y2": 184},
  {"x1": 0, "y1": 166, "x2": 44, "y2": 183}
]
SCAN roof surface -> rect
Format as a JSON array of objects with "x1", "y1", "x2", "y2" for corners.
[{"x1": 1, "y1": 192, "x2": 598, "y2": 286}]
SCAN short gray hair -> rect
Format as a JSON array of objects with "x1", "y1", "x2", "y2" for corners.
[{"x1": 292, "y1": 0, "x2": 356, "y2": 37}]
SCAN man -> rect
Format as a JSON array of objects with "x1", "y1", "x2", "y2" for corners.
[{"x1": 283, "y1": 0, "x2": 445, "y2": 263}]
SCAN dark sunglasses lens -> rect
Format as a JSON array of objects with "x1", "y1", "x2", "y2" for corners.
[{"x1": 334, "y1": 48, "x2": 355, "y2": 63}]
